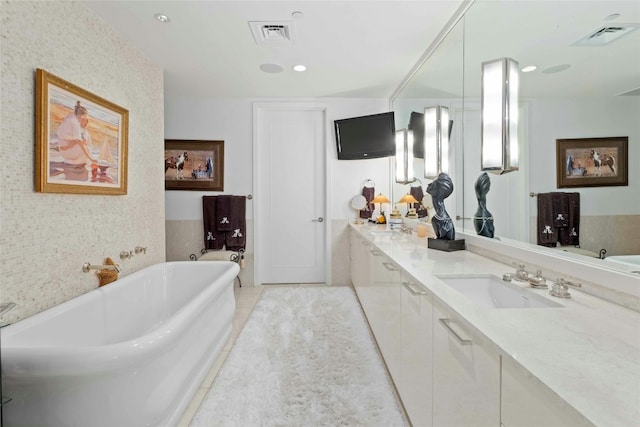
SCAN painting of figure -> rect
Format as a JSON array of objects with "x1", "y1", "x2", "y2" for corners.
[{"x1": 36, "y1": 69, "x2": 129, "y2": 195}]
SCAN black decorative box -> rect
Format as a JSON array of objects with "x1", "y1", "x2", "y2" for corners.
[{"x1": 428, "y1": 238, "x2": 466, "y2": 252}]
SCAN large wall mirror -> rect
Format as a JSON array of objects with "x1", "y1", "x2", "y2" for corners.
[{"x1": 392, "y1": 0, "x2": 640, "y2": 275}]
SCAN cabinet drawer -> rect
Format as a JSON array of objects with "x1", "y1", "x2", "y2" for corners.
[{"x1": 433, "y1": 300, "x2": 500, "y2": 426}]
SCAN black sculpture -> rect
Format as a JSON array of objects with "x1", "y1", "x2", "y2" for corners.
[
  {"x1": 473, "y1": 172, "x2": 495, "y2": 238},
  {"x1": 426, "y1": 173, "x2": 455, "y2": 240}
]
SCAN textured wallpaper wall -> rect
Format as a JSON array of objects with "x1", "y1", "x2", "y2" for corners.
[{"x1": 0, "y1": 1, "x2": 165, "y2": 323}]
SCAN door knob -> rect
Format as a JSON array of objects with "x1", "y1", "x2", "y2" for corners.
[{"x1": 312, "y1": 217, "x2": 324, "y2": 223}]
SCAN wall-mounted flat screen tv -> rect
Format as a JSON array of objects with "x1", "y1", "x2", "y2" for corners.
[{"x1": 334, "y1": 112, "x2": 396, "y2": 160}]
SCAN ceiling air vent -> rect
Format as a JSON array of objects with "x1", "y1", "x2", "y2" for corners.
[
  {"x1": 249, "y1": 21, "x2": 294, "y2": 45},
  {"x1": 574, "y1": 24, "x2": 639, "y2": 46}
]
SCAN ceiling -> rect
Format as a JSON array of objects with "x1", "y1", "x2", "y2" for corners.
[
  {"x1": 82, "y1": 0, "x2": 465, "y2": 99},
  {"x1": 398, "y1": 0, "x2": 640, "y2": 99}
]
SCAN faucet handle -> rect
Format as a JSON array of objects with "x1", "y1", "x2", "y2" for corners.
[
  {"x1": 120, "y1": 250, "x2": 134, "y2": 260},
  {"x1": 527, "y1": 270, "x2": 547, "y2": 288},
  {"x1": 549, "y1": 278, "x2": 571, "y2": 298}
]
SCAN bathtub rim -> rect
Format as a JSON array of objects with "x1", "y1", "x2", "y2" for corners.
[{"x1": 1, "y1": 261, "x2": 239, "y2": 377}]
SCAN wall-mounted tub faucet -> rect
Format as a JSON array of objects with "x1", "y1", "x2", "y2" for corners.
[
  {"x1": 120, "y1": 251, "x2": 134, "y2": 260},
  {"x1": 134, "y1": 246, "x2": 147, "y2": 254},
  {"x1": 82, "y1": 262, "x2": 122, "y2": 273}
]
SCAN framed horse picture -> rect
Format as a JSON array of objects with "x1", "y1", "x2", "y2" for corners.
[
  {"x1": 35, "y1": 69, "x2": 129, "y2": 195},
  {"x1": 556, "y1": 137, "x2": 628, "y2": 188},
  {"x1": 164, "y1": 140, "x2": 224, "y2": 191}
]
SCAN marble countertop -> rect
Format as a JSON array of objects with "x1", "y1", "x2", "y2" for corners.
[{"x1": 351, "y1": 223, "x2": 640, "y2": 427}]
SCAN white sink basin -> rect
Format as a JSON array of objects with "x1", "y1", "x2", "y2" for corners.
[{"x1": 436, "y1": 274, "x2": 563, "y2": 309}]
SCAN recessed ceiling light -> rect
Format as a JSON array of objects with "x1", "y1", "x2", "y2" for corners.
[
  {"x1": 521, "y1": 65, "x2": 537, "y2": 73},
  {"x1": 291, "y1": 11, "x2": 304, "y2": 20},
  {"x1": 293, "y1": 65, "x2": 307, "y2": 72},
  {"x1": 154, "y1": 13, "x2": 170, "y2": 23},
  {"x1": 604, "y1": 13, "x2": 620, "y2": 21},
  {"x1": 260, "y1": 63, "x2": 284, "y2": 74}
]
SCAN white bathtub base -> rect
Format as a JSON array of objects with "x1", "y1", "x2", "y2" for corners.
[{"x1": 1, "y1": 261, "x2": 239, "y2": 427}]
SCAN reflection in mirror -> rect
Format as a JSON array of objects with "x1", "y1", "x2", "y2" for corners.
[
  {"x1": 393, "y1": 0, "x2": 639, "y2": 275},
  {"x1": 392, "y1": 16, "x2": 465, "y2": 220}
]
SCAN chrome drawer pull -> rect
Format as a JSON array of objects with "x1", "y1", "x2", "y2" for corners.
[
  {"x1": 382, "y1": 262, "x2": 398, "y2": 271},
  {"x1": 403, "y1": 281, "x2": 428, "y2": 295},
  {"x1": 438, "y1": 318, "x2": 472, "y2": 346}
]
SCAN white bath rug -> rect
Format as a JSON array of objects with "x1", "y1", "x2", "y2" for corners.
[{"x1": 191, "y1": 286, "x2": 408, "y2": 427}]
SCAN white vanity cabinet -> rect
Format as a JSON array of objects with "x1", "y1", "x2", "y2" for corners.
[
  {"x1": 349, "y1": 230, "x2": 372, "y2": 290},
  {"x1": 432, "y1": 299, "x2": 501, "y2": 426},
  {"x1": 501, "y1": 357, "x2": 591, "y2": 427},
  {"x1": 368, "y1": 250, "x2": 404, "y2": 382},
  {"x1": 399, "y1": 279, "x2": 433, "y2": 427}
]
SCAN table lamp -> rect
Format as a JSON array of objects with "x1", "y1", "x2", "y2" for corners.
[
  {"x1": 397, "y1": 193, "x2": 419, "y2": 219},
  {"x1": 372, "y1": 193, "x2": 390, "y2": 224}
]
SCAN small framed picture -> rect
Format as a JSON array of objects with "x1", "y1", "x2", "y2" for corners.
[
  {"x1": 556, "y1": 137, "x2": 628, "y2": 188},
  {"x1": 165, "y1": 139, "x2": 224, "y2": 191}
]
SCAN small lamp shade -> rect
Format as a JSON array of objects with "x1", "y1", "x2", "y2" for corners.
[
  {"x1": 397, "y1": 194, "x2": 419, "y2": 204},
  {"x1": 372, "y1": 193, "x2": 391, "y2": 204}
]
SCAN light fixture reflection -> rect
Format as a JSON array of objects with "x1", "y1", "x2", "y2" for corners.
[
  {"x1": 397, "y1": 193, "x2": 419, "y2": 217},
  {"x1": 481, "y1": 57, "x2": 519, "y2": 174},
  {"x1": 395, "y1": 129, "x2": 415, "y2": 184},
  {"x1": 424, "y1": 105, "x2": 449, "y2": 179}
]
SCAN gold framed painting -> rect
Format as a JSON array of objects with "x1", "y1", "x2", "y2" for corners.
[
  {"x1": 35, "y1": 69, "x2": 129, "y2": 195},
  {"x1": 556, "y1": 137, "x2": 628, "y2": 188},
  {"x1": 164, "y1": 139, "x2": 224, "y2": 191}
]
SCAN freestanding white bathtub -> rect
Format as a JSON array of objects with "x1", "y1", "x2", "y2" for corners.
[{"x1": 1, "y1": 261, "x2": 239, "y2": 427}]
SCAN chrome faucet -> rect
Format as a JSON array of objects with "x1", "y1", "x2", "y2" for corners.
[
  {"x1": 514, "y1": 264, "x2": 529, "y2": 282},
  {"x1": 400, "y1": 224, "x2": 413, "y2": 235},
  {"x1": 527, "y1": 270, "x2": 547, "y2": 288},
  {"x1": 549, "y1": 278, "x2": 582, "y2": 298},
  {"x1": 505, "y1": 264, "x2": 547, "y2": 288}
]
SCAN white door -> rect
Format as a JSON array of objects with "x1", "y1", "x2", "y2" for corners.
[{"x1": 254, "y1": 105, "x2": 326, "y2": 284}]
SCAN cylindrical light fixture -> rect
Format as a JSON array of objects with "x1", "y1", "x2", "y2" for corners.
[
  {"x1": 481, "y1": 57, "x2": 519, "y2": 175},
  {"x1": 395, "y1": 129, "x2": 415, "y2": 184},
  {"x1": 424, "y1": 105, "x2": 450, "y2": 179}
]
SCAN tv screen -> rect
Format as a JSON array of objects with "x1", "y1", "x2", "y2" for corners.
[
  {"x1": 334, "y1": 112, "x2": 396, "y2": 160},
  {"x1": 408, "y1": 111, "x2": 425, "y2": 158}
]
